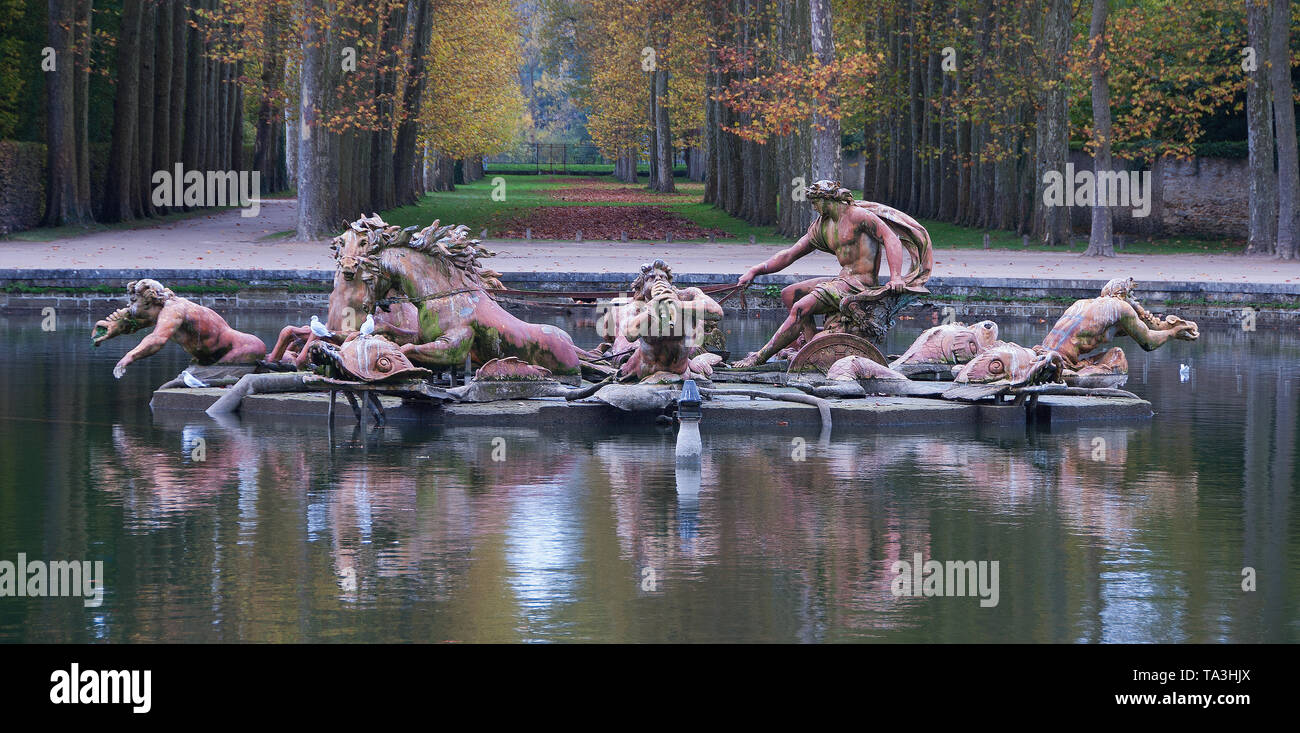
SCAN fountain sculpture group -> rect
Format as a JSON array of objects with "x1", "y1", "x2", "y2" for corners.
[{"x1": 92, "y1": 180, "x2": 1200, "y2": 424}]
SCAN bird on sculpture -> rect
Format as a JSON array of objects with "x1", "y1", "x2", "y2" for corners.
[
  {"x1": 310, "y1": 315, "x2": 332, "y2": 339},
  {"x1": 360, "y1": 314, "x2": 376, "y2": 336},
  {"x1": 181, "y1": 370, "x2": 209, "y2": 389}
]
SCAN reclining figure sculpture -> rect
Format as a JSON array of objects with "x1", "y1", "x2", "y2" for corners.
[
  {"x1": 92, "y1": 279, "x2": 266, "y2": 378},
  {"x1": 1036, "y1": 277, "x2": 1198, "y2": 380}
]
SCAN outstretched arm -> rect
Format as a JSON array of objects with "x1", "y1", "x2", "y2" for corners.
[
  {"x1": 678, "y1": 288, "x2": 724, "y2": 321},
  {"x1": 1116, "y1": 302, "x2": 1196, "y2": 351},
  {"x1": 863, "y1": 212, "x2": 907, "y2": 292},
  {"x1": 114, "y1": 307, "x2": 182, "y2": 378},
  {"x1": 92, "y1": 308, "x2": 143, "y2": 346},
  {"x1": 737, "y1": 230, "x2": 816, "y2": 287}
]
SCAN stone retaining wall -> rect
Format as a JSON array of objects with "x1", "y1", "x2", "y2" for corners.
[{"x1": 2, "y1": 268, "x2": 1294, "y2": 329}]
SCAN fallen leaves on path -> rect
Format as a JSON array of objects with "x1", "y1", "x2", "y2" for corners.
[
  {"x1": 495, "y1": 206, "x2": 732, "y2": 241},
  {"x1": 546, "y1": 186, "x2": 698, "y2": 204}
]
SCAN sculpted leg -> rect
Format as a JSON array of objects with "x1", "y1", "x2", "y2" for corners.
[
  {"x1": 269, "y1": 325, "x2": 309, "y2": 362},
  {"x1": 734, "y1": 292, "x2": 824, "y2": 368},
  {"x1": 400, "y1": 325, "x2": 474, "y2": 366},
  {"x1": 218, "y1": 331, "x2": 268, "y2": 365},
  {"x1": 783, "y1": 278, "x2": 831, "y2": 344}
]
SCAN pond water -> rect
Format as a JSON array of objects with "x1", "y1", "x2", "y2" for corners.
[{"x1": 0, "y1": 306, "x2": 1295, "y2": 642}]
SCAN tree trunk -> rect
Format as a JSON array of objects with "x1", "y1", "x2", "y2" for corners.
[
  {"x1": 285, "y1": 61, "x2": 298, "y2": 186},
  {"x1": 1034, "y1": 0, "x2": 1071, "y2": 246},
  {"x1": 1270, "y1": 0, "x2": 1299, "y2": 260},
  {"x1": 152, "y1": 0, "x2": 173, "y2": 211},
  {"x1": 230, "y1": 62, "x2": 244, "y2": 172},
  {"x1": 136, "y1": 0, "x2": 158, "y2": 217},
  {"x1": 1083, "y1": 0, "x2": 1114, "y2": 257},
  {"x1": 297, "y1": 1, "x2": 340, "y2": 239},
  {"x1": 74, "y1": 0, "x2": 93, "y2": 214},
  {"x1": 394, "y1": 0, "x2": 431, "y2": 206},
  {"x1": 1246, "y1": 0, "x2": 1276, "y2": 255},
  {"x1": 182, "y1": 0, "x2": 205, "y2": 182},
  {"x1": 103, "y1": 0, "x2": 143, "y2": 222},
  {"x1": 808, "y1": 0, "x2": 840, "y2": 185},
  {"x1": 652, "y1": 68, "x2": 675, "y2": 193},
  {"x1": 43, "y1": 0, "x2": 92, "y2": 226},
  {"x1": 169, "y1": 0, "x2": 186, "y2": 174}
]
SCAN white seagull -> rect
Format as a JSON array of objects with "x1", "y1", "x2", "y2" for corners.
[
  {"x1": 360, "y1": 314, "x2": 376, "y2": 335},
  {"x1": 1179, "y1": 364, "x2": 1191, "y2": 382},
  {"x1": 309, "y1": 315, "x2": 332, "y2": 338},
  {"x1": 181, "y1": 370, "x2": 209, "y2": 389}
]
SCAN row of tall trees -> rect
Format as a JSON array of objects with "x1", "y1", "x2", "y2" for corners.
[
  {"x1": 558, "y1": 0, "x2": 1298, "y2": 256},
  {"x1": 1245, "y1": 0, "x2": 1300, "y2": 259},
  {"x1": 203, "y1": 0, "x2": 526, "y2": 237},
  {"x1": 21, "y1": 0, "x2": 526, "y2": 238},
  {"x1": 41, "y1": 0, "x2": 250, "y2": 225},
  {"x1": 557, "y1": 0, "x2": 705, "y2": 191}
]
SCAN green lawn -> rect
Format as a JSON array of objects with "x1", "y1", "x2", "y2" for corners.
[
  {"x1": 380, "y1": 174, "x2": 1245, "y2": 254},
  {"x1": 10, "y1": 173, "x2": 1237, "y2": 254}
]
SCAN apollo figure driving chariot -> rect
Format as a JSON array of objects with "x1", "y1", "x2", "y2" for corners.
[{"x1": 732, "y1": 180, "x2": 934, "y2": 370}]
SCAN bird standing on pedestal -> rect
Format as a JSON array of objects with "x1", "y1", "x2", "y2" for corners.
[{"x1": 181, "y1": 370, "x2": 209, "y2": 389}]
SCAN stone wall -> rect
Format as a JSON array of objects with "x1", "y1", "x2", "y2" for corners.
[
  {"x1": 1068, "y1": 151, "x2": 1249, "y2": 240},
  {"x1": 0, "y1": 141, "x2": 45, "y2": 235},
  {"x1": 844, "y1": 147, "x2": 1249, "y2": 240}
]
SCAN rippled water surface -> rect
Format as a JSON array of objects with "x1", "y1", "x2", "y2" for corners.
[{"x1": 0, "y1": 307, "x2": 1296, "y2": 642}]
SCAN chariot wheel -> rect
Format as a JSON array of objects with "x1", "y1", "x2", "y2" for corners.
[{"x1": 787, "y1": 332, "x2": 887, "y2": 374}]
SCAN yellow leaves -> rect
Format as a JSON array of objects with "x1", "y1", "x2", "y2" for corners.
[{"x1": 421, "y1": 0, "x2": 527, "y2": 157}]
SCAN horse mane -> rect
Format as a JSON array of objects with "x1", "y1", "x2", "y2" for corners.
[{"x1": 347, "y1": 213, "x2": 505, "y2": 291}]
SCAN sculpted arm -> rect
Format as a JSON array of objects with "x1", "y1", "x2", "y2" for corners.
[
  {"x1": 678, "y1": 287, "x2": 724, "y2": 321},
  {"x1": 1115, "y1": 302, "x2": 1191, "y2": 351},
  {"x1": 114, "y1": 305, "x2": 183, "y2": 378},
  {"x1": 862, "y1": 212, "x2": 907, "y2": 292},
  {"x1": 738, "y1": 231, "x2": 816, "y2": 287}
]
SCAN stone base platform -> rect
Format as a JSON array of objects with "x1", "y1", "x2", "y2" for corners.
[{"x1": 150, "y1": 385, "x2": 1153, "y2": 429}]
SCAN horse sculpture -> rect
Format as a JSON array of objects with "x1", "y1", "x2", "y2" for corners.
[
  {"x1": 269, "y1": 214, "x2": 421, "y2": 368},
  {"x1": 346, "y1": 215, "x2": 584, "y2": 382}
]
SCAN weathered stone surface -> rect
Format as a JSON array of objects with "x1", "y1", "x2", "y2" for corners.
[{"x1": 149, "y1": 385, "x2": 1152, "y2": 427}]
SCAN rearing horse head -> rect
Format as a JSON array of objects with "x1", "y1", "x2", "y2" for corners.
[
  {"x1": 364, "y1": 216, "x2": 505, "y2": 293},
  {"x1": 330, "y1": 214, "x2": 394, "y2": 283}
]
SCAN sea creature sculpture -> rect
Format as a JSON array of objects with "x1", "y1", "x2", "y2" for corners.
[
  {"x1": 306, "y1": 334, "x2": 434, "y2": 383},
  {"x1": 953, "y1": 341, "x2": 1064, "y2": 387},
  {"x1": 92, "y1": 279, "x2": 266, "y2": 378},
  {"x1": 890, "y1": 321, "x2": 999, "y2": 369}
]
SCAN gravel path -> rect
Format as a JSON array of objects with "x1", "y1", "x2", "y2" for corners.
[{"x1": 4, "y1": 199, "x2": 1299, "y2": 284}]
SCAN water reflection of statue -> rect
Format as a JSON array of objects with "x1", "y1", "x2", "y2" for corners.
[
  {"x1": 732, "y1": 180, "x2": 933, "y2": 367},
  {"x1": 92, "y1": 278, "x2": 266, "y2": 378},
  {"x1": 1037, "y1": 277, "x2": 1198, "y2": 378}
]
